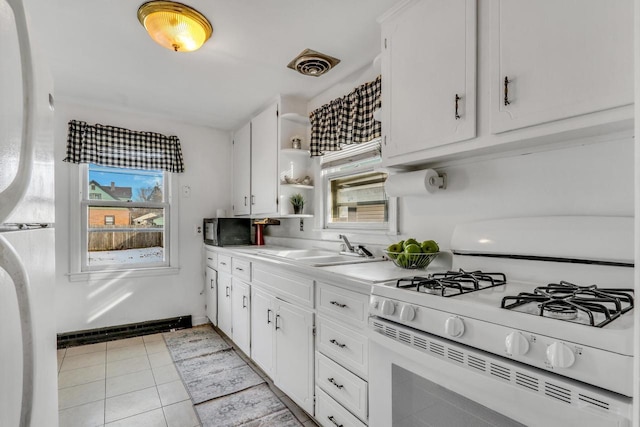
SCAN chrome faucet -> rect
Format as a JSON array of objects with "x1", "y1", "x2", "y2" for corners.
[
  {"x1": 338, "y1": 234, "x2": 354, "y2": 252},
  {"x1": 339, "y1": 234, "x2": 374, "y2": 258}
]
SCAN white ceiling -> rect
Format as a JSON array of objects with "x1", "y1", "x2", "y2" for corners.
[{"x1": 27, "y1": 0, "x2": 398, "y2": 130}]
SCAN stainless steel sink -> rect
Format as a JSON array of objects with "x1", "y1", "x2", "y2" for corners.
[{"x1": 257, "y1": 248, "x2": 384, "y2": 266}]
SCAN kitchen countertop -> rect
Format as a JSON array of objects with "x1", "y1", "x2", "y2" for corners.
[{"x1": 205, "y1": 244, "x2": 430, "y2": 289}]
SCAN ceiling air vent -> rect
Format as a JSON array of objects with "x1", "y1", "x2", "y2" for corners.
[{"x1": 287, "y1": 48, "x2": 341, "y2": 77}]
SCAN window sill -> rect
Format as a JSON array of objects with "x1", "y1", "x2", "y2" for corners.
[{"x1": 67, "y1": 266, "x2": 180, "y2": 282}]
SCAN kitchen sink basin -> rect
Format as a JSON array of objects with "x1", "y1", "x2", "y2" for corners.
[{"x1": 257, "y1": 248, "x2": 384, "y2": 266}]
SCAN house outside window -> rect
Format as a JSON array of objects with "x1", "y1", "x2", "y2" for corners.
[
  {"x1": 81, "y1": 164, "x2": 170, "y2": 271},
  {"x1": 321, "y1": 140, "x2": 397, "y2": 232}
]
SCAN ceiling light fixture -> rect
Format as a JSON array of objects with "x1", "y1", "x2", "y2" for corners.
[{"x1": 137, "y1": 1, "x2": 212, "y2": 52}]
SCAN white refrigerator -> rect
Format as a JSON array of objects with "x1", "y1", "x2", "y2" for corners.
[{"x1": 0, "y1": 0, "x2": 58, "y2": 426}]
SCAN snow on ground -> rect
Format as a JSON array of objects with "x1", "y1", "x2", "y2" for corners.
[{"x1": 89, "y1": 246, "x2": 164, "y2": 266}]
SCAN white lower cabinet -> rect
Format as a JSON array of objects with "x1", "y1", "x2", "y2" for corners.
[
  {"x1": 250, "y1": 287, "x2": 274, "y2": 376},
  {"x1": 217, "y1": 272, "x2": 232, "y2": 338},
  {"x1": 316, "y1": 387, "x2": 367, "y2": 427},
  {"x1": 316, "y1": 282, "x2": 370, "y2": 425},
  {"x1": 231, "y1": 278, "x2": 251, "y2": 355},
  {"x1": 274, "y1": 298, "x2": 315, "y2": 415},
  {"x1": 250, "y1": 285, "x2": 315, "y2": 415},
  {"x1": 205, "y1": 265, "x2": 217, "y2": 326}
]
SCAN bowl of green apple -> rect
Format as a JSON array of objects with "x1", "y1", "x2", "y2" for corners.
[{"x1": 384, "y1": 238, "x2": 440, "y2": 269}]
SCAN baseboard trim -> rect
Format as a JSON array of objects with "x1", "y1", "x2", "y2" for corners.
[{"x1": 57, "y1": 315, "x2": 192, "y2": 349}]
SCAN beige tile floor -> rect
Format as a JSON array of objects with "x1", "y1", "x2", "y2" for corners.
[{"x1": 58, "y1": 331, "x2": 320, "y2": 427}]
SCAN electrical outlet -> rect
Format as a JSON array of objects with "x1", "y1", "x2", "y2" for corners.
[
  {"x1": 182, "y1": 185, "x2": 191, "y2": 198},
  {"x1": 194, "y1": 225, "x2": 202, "y2": 236}
]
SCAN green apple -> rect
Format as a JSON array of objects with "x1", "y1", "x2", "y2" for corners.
[
  {"x1": 396, "y1": 253, "x2": 407, "y2": 267},
  {"x1": 404, "y1": 243, "x2": 422, "y2": 254},
  {"x1": 398, "y1": 240, "x2": 405, "y2": 250},
  {"x1": 386, "y1": 243, "x2": 402, "y2": 258},
  {"x1": 421, "y1": 240, "x2": 439, "y2": 253},
  {"x1": 404, "y1": 238, "x2": 419, "y2": 247}
]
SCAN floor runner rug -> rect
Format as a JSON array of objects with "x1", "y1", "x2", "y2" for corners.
[{"x1": 163, "y1": 325, "x2": 303, "y2": 427}]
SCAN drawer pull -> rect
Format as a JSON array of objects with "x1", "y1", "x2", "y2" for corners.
[
  {"x1": 220, "y1": 261, "x2": 227, "y2": 266},
  {"x1": 207, "y1": 257, "x2": 214, "y2": 261},
  {"x1": 329, "y1": 339, "x2": 346, "y2": 349},
  {"x1": 329, "y1": 301, "x2": 347, "y2": 308},
  {"x1": 504, "y1": 76, "x2": 511, "y2": 106},
  {"x1": 327, "y1": 416, "x2": 343, "y2": 427},
  {"x1": 235, "y1": 267, "x2": 244, "y2": 271},
  {"x1": 327, "y1": 377, "x2": 344, "y2": 389}
]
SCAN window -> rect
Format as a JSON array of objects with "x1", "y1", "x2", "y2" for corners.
[
  {"x1": 322, "y1": 140, "x2": 396, "y2": 231},
  {"x1": 81, "y1": 164, "x2": 170, "y2": 271}
]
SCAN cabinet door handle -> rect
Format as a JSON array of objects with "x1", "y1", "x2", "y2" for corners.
[
  {"x1": 504, "y1": 76, "x2": 511, "y2": 106},
  {"x1": 275, "y1": 314, "x2": 281, "y2": 330},
  {"x1": 251, "y1": 195, "x2": 256, "y2": 205},
  {"x1": 329, "y1": 339, "x2": 346, "y2": 348},
  {"x1": 267, "y1": 309, "x2": 272, "y2": 324},
  {"x1": 454, "y1": 94, "x2": 461, "y2": 119},
  {"x1": 242, "y1": 295, "x2": 247, "y2": 309},
  {"x1": 327, "y1": 377, "x2": 344, "y2": 389},
  {"x1": 244, "y1": 196, "x2": 248, "y2": 206},
  {"x1": 210, "y1": 279, "x2": 214, "y2": 290},
  {"x1": 225, "y1": 286, "x2": 230, "y2": 297},
  {"x1": 329, "y1": 301, "x2": 347, "y2": 308},
  {"x1": 327, "y1": 416, "x2": 343, "y2": 427}
]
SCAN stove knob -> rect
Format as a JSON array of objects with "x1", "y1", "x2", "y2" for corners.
[
  {"x1": 546, "y1": 342, "x2": 575, "y2": 369},
  {"x1": 399, "y1": 304, "x2": 415, "y2": 321},
  {"x1": 369, "y1": 299, "x2": 379, "y2": 312},
  {"x1": 505, "y1": 332, "x2": 530, "y2": 356},
  {"x1": 380, "y1": 299, "x2": 395, "y2": 316},
  {"x1": 445, "y1": 316, "x2": 465, "y2": 338}
]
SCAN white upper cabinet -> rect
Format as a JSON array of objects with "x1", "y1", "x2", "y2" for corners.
[
  {"x1": 251, "y1": 102, "x2": 279, "y2": 215},
  {"x1": 381, "y1": 0, "x2": 477, "y2": 165},
  {"x1": 490, "y1": 0, "x2": 634, "y2": 134},
  {"x1": 232, "y1": 122, "x2": 251, "y2": 216}
]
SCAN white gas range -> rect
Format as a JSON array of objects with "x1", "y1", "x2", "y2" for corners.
[{"x1": 367, "y1": 217, "x2": 634, "y2": 427}]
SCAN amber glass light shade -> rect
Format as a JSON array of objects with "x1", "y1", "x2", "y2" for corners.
[{"x1": 137, "y1": 1, "x2": 212, "y2": 52}]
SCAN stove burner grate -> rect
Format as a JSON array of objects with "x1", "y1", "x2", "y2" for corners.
[
  {"x1": 396, "y1": 269, "x2": 507, "y2": 297},
  {"x1": 501, "y1": 281, "x2": 634, "y2": 327}
]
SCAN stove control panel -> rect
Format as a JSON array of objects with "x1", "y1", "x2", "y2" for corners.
[
  {"x1": 380, "y1": 299, "x2": 395, "y2": 315},
  {"x1": 399, "y1": 304, "x2": 416, "y2": 321}
]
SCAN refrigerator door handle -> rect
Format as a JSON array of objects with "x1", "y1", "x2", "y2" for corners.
[
  {"x1": 0, "y1": 235, "x2": 34, "y2": 427},
  {"x1": 0, "y1": 0, "x2": 36, "y2": 224}
]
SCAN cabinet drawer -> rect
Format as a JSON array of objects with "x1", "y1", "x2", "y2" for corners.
[
  {"x1": 317, "y1": 282, "x2": 368, "y2": 329},
  {"x1": 232, "y1": 258, "x2": 251, "y2": 282},
  {"x1": 316, "y1": 352, "x2": 367, "y2": 421},
  {"x1": 317, "y1": 317, "x2": 368, "y2": 379},
  {"x1": 205, "y1": 250, "x2": 217, "y2": 269},
  {"x1": 253, "y1": 263, "x2": 314, "y2": 308},
  {"x1": 217, "y1": 254, "x2": 232, "y2": 273},
  {"x1": 315, "y1": 387, "x2": 366, "y2": 427}
]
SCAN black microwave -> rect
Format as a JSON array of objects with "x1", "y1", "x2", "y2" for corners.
[{"x1": 203, "y1": 218, "x2": 252, "y2": 246}]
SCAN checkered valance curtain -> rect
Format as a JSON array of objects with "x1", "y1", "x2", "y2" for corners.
[
  {"x1": 310, "y1": 75, "x2": 381, "y2": 157},
  {"x1": 63, "y1": 120, "x2": 185, "y2": 173}
]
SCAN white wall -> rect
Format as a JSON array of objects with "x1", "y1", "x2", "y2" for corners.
[{"x1": 54, "y1": 100, "x2": 232, "y2": 333}]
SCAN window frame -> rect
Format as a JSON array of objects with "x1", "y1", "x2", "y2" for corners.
[
  {"x1": 321, "y1": 140, "x2": 397, "y2": 234},
  {"x1": 75, "y1": 164, "x2": 174, "y2": 273}
]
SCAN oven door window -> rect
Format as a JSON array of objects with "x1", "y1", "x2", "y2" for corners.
[{"x1": 392, "y1": 365, "x2": 524, "y2": 427}]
